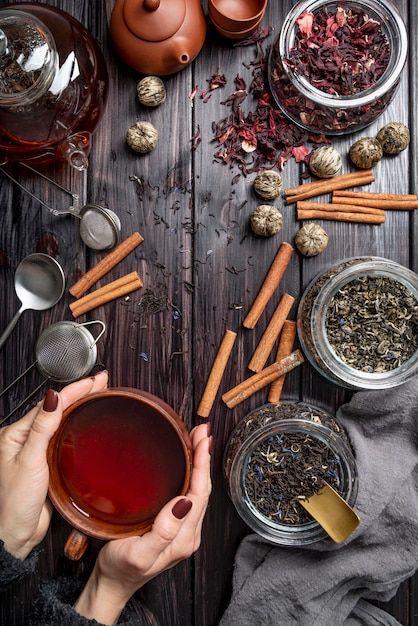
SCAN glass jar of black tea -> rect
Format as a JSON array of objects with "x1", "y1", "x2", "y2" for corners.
[{"x1": 224, "y1": 402, "x2": 358, "y2": 546}]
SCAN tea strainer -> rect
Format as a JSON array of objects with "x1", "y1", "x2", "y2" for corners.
[
  {"x1": 0, "y1": 162, "x2": 121, "y2": 251},
  {"x1": 0, "y1": 320, "x2": 106, "y2": 424}
]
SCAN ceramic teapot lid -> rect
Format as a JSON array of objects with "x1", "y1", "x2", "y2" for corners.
[
  {"x1": 0, "y1": 9, "x2": 56, "y2": 107},
  {"x1": 122, "y1": 0, "x2": 186, "y2": 42}
]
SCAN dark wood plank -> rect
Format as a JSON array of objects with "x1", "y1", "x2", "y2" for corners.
[{"x1": 0, "y1": 0, "x2": 416, "y2": 624}]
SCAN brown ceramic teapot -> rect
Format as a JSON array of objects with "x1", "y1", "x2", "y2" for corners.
[
  {"x1": 110, "y1": 0, "x2": 207, "y2": 76},
  {"x1": 0, "y1": 4, "x2": 108, "y2": 170}
]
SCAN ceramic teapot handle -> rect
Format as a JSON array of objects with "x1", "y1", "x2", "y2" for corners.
[{"x1": 64, "y1": 529, "x2": 90, "y2": 561}]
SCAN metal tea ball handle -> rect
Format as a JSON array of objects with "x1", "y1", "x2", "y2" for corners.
[
  {"x1": 0, "y1": 320, "x2": 106, "y2": 424},
  {"x1": 0, "y1": 253, "x2": 65, "y2": 350},
  {"x1": 0, "y1": 162, "x2": 121, "y2": 251}
]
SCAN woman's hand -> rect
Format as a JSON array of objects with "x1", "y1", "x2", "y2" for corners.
[
  {"x1": 73, "y1": 423, "x2": 212, "y2": 626},
  {"x1": 0, "y1": 370, "x2": 108, "y2": 560}
]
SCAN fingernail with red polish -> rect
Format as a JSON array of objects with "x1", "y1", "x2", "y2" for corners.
[
  {"x1": 43, "y1": 389, "x2": 59, "y2": 413},
  {"x1": 208, "y1": 435, "x2": 214, "y2": 455},
  {"x1": 172, "y1": 498, "x2": 193, "y2": 519}
]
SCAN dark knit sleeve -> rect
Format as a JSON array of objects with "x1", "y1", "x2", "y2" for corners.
[
  {"x1": 0, "y1": 540, "x2": 40, "y2": 592},
  {"x1": 29, "y1": 576, "x2": 144, "y2": 626}
]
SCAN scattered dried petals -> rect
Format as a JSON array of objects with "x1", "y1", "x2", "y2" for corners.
[
  {"x1": 201, "y1": 67, "x2": 227, "y2": 102},
  {"x1": 210, "y1": 28, "x2": 329, "y2": 176}
]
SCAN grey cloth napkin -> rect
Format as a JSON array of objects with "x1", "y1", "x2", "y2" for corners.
[{"x1": 219, "y1": 377, "x2": 418, "y2": 626}]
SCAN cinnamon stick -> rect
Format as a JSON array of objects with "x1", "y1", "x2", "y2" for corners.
[
  {"x1": 297, "y1": 201, "x2": 385, "y2": 216},
  {"x1": 333, "y1": 190, "x2": 417, "y2": 201},
  {"x1": 248, "y1": 293, "x2": 295, "y2": 372},
  {"x1": 243, "y1": 242, "x2": 294, "y2": 329},
  {"x1": 297, "y1": 209, "x2": 385, "y2": 224},
  {"x1": 69, "y1": 232, "x2": 144, "y2": 298},
  {"x1": 332, "y1": 195, "x2": 418, "y2": 210},
  {"x1": 268, "y1": 320, "x2": 297, "y2": 404},
  {"x1": 285, "y1": 170, "x2": 375, "y2": 203},
  {"x1": 222, "y1": 350, "x2": 304, "y2": 409},
  {"x1": 70, "y1": 272, "x2": 143, "y2": 317},
  {"x1": 197, "y1": 329, "x2": 237, "y2": 418}
]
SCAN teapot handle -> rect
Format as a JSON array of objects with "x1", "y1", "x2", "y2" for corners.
[
  {"x1": 57, "y1": 132, "x2": 91, "y2": 171},
  {"x1": 64, "y1": 529, "x2": 90, "y2": 560}
]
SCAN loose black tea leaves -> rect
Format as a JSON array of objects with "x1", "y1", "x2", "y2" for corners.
[
  {"x1": 225, "y1": 403, "x2": 353, "y2": 527},
  {"x1": 326, "y1": 275, "x2": 418, "y2": 372},
  {"x1": 244, "y1": 431, "x2": 341, "y2": 525},
  {"x1": 287, "y1": 7, "x2": 391, "y2": 97}
]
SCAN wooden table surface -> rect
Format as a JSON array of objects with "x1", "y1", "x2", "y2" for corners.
[{"x1": 1, "y1": 1, "x2": 417, "y2": 624}]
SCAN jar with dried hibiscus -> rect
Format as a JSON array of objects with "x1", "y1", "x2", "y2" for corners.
[
  {"x1": 297, "y1": 257, "x2": 418, "y2": 389},
  {"x1": 224, "y1": 402, "x2": 358, "y2": 546},
  {"x1": 268, "y1": 0, "x2": 407, "y2": 134}
]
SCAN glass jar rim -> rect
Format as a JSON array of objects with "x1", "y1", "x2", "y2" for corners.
[
  {"x1": 227, "y1": 414, "x2": 358, "y2": 544},
  {"x1": 307, "y1": 257, "x2": 418, "y2": 389},
  {"x1": 278, "y1": 0, "x2": 408, "y2": 109}
]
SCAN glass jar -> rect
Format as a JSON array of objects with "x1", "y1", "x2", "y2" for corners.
[
  {"x1": 224, "y1": 402, "x2": 358, "y2": 546},
  {"x1": 298, "y1": 257, "x2": 418, "y2": 389},
  {"x1": 0, "y1": 4, "x2": 108, "y2": 170},
  {"x1": 268, "y1": 0, "x2": 407, "y2": 135}
]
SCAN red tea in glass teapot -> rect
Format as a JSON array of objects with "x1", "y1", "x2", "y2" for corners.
[{"x1": 0, "y1": 4, "x2": 108, "y2": 170}]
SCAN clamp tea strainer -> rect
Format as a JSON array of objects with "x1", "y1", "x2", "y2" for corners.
[
  {"x1": 0, "y1": 162, "x2": 121, "y2": 251},
  {"x1": 0, "y1": 320, "x2": 106, "y2": 424}
]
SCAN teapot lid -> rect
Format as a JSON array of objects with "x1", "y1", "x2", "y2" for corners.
[
  {"x1": 122, "y1": 0, "x2": 186, "y2": 42},
  {"x1": 0, "y1": 9, "x2": 56, "y2": 107}
]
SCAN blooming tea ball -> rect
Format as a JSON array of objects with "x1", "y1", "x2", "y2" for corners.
[
  {"x1": 137, "y1": 76, "x2": 166, "y2": 107},
  {"x1": 349, "y1": 137, "x2": 383, "y2": 169},
  {"x1": 126, "y1": 121, "x2": 158, "y2": 153},
  {"x1": 250, "y1": 205, "x2": 283, "y2": 237},
  {"x1": 309, "y1": 146, "x2": 342, "y2": 178},
  {"x1": 253, "y1": 170, "x2": 283, "y2": 200},
  {"x1": 295, "y1": 223, "x2": 328, "y2": 257},
  {"x1": 377, "y1": 122, "x2": 410, "y2": 154}
]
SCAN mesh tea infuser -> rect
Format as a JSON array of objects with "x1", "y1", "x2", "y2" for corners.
[
  {"x1": 0, "y1": 320, "x2": 106, "y2": 424},
  {"x1": 0, "y1": 162, "x2": 121, "y2": 251}
]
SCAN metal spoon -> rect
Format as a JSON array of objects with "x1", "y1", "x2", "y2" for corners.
[
  {"x1": 297, "y1": 482, "x2": 360, "y2": 544},
  {"x1": 0, "y1": 253, "x2": 65, "y2": 350}
]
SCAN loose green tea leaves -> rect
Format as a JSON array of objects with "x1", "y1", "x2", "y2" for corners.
[
  {"x1": 244, "y1": 431, "x2": 341, "y2": 525},
  {"x1": 326, "y1": 275, "x2": 418, "y2": 372}
]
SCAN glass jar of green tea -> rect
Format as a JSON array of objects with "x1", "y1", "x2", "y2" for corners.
[
  {"x1": 297, "y1": 257, "x2": 418, "y2": 389},
  {"x1": 268, "y1": 0, "x2": 407, "y2": 134},
  {"x1": 224, "y1": 402, "x2": 358, "y2": 546}
]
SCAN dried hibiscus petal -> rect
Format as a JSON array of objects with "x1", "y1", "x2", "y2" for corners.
[
  {"x1": 285, "y1": 6, "x2": 390, "y2": 97},
  {"x1": 210, "y1": 30, "x2": 328, "y2": 177},
  {"x1": 201, "y1": 67, "x2": 227, "y2": 102}
]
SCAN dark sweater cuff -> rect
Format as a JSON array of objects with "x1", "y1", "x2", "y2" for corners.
[
  {"x1": 0, "y1": 540, "x2": 40, "y2": 591},
  {"x1": 29, "y1": 576, "x2": 141, "y2": 626}
]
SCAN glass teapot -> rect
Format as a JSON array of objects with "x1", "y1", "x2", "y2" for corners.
[{"x1": 0, "y1": 3, "x2": 108, "y2": 170}]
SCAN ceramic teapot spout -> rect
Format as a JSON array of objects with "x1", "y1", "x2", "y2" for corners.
[{"x1": 165, "y1": 39, "x2": 191, "y2": 70}]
